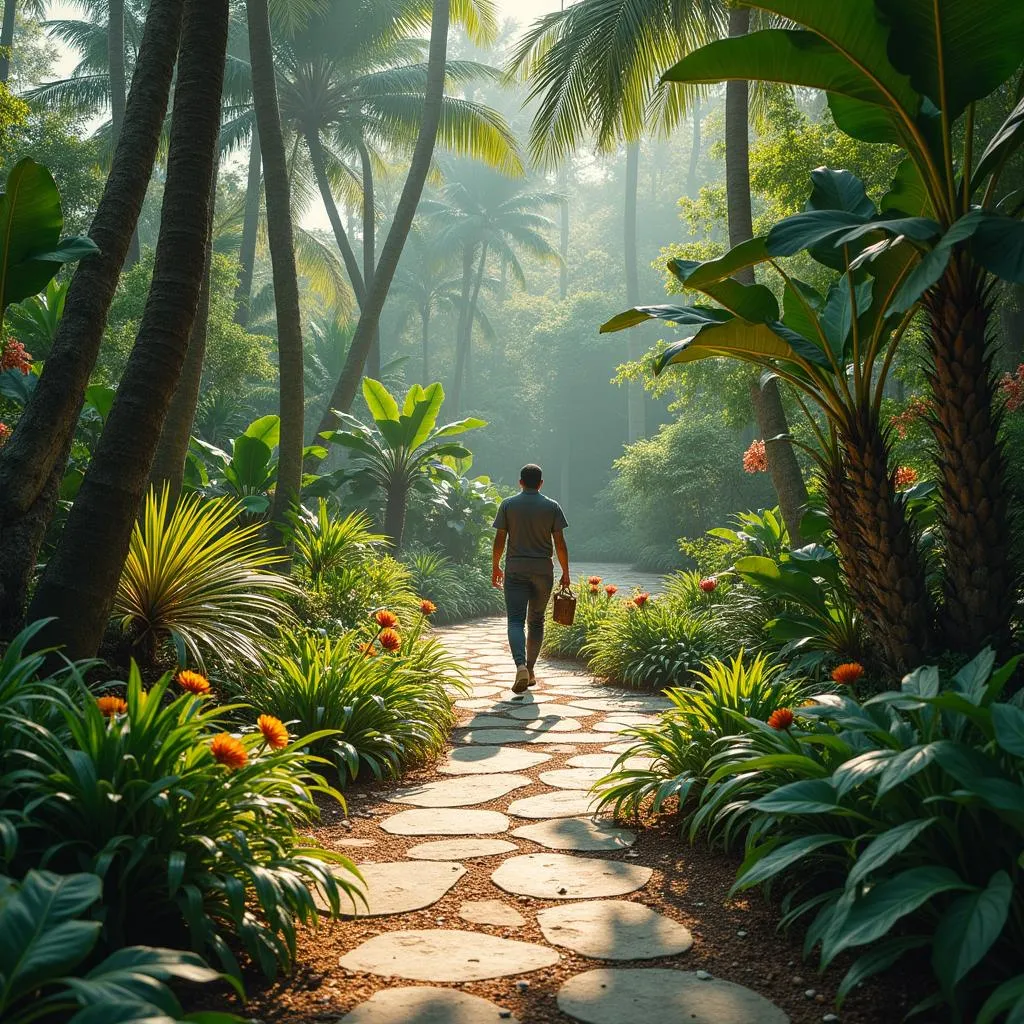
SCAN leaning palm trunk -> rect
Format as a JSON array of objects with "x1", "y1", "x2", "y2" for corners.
[
  {"x1": 108, "y1": 0, "x2": 141, "y2": 268},
  {"x1": 233, "y1": 125, "x2": 262, "y2": 326},
  {"x1": 0, "y1": 0, "x2": 185, "y2": 640},
  {"x1": 247, "y1": 0, "x2": 304, "y2": 537},
  {"x1": 28, "y1": 0, "x2": 229, "y2": 661},
  {"x1": 312, "y1": 0, "x2": 450, "y2": 442},
  {"x1": 358, "y1": 139, "x2": 381, "y2": 379},
  {"x1": 925, "y1": 254, "x2": 1014, "y2": 655}
]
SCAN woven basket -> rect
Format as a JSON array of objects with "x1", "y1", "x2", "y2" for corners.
[{"x1": 551, "y1": 585, "x2": 577, "y2": 626}]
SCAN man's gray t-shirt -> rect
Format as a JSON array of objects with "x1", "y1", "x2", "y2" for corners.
[{"x1": 493, "y1": 489, "x2": 568, "y2": 575}]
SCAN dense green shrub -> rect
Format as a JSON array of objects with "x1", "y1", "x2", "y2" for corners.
[
  {"x1": 542, "y1": 578, "x2": 618, "y2": 659},
  {"x1": 405, "y1": 550, "x2": 504, "y2": 624}
]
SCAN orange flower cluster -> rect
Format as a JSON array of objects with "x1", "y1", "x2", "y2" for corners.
[
  {"x1": 633, "y1": 592, "x2": 650, "y2": 607},
  {"x1": 211, "y1": 733, "x2": 248, "y2": 770},
  {"x1": 358, "y1": 641, "x2": 378, "y2": 657},
  {"x1": 699, "y1": 577, "x2": 718, "y2": 593},
  {"x1": 375, "y1": 609, "x2": 398, "y2": 629},
  {"x1": 588, "y1": 576, "x2": 602, "y2": 586},
  {"x1": 605, "y1": 584, "x2": 618, "y2": 597},
  {"x1": 831, "y1": 662, "x2": 865, "y2": 685},
  {"x1": 419, "y1": 599, "x2": 437, "y2": 616},
  {"x1": 743, "y1": 439, "x2": 768, "y2": 473},
  {"x1": 768, "y1": 708, "x2": 794, "y2": 730},
  {"x1": 0, "y1": 422, "x2": 10, "y2": 447},
  {"x1": 177, "y1": 669, "x2": 211, "y2": 695},
  {"x1": 0, "y1": 338, "x2": 31, "y2": 374},
  {"x1": 890, "y1": 396, "x2": 932, "y2": 438},
  {"x1": 97, "y1": 695, "x2": 128, "y2": 717},
  {"x1": 589, "y1": 584, "x2": 600, "y2": 594},
  {"x1": 257, "y1": 714, "x2": 289, "y2": 750},
  {"x1": 894, "y1": 466, "x2": 918, "y2": 489},
  {"x1": 379, "y1": 628, "x2": 401, "y2": 652}
]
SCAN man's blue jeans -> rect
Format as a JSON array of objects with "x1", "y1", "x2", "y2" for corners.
[{"x1": 503, "y1": 571, "x2": 553, "y2": 669}]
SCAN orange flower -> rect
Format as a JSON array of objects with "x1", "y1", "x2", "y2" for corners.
[
  {"x1": 359, "y1": 641, "x2": 378, "y2": 657},
  {"x1": 96, "y1": 695, "x2": 128, "y2": 717},
  {"x1": 375, "y1": 609, "x2": 398, "y2": 629},
  {"x1": 634, "y1": 592, "x2": 650, "y2": 607},
  {"x1": 379, "y1": 627, "x2": 401, "y2": 652},
  {"x1": 624, "y1": 599, "x2": 636, "y2": 610},
  {"x1": 588, "y1": 576, "x2": 602, "y2": 586},
  {"x1": 210, "y1": 733, "x2": 248, "y2": 770},
  {"x1": 743, "y1": 439, "x2": 768, "y2": 473},
  {"x1": 177, "y1": 669, "x2": 211, "y2": 695},
  {"x1": 257, "y1": 714, "x2": 289, "y2": 750},
  {"x1": 699, "y1": 577, "x2": 718, "y2": 593},
  {"x1": 419, "y1": 599, "x2": 437, "y2": 616},
  {"x1": 589, "y1": 584, "x2": 600, "y2": 594},
  {"x1": 831, "y1": 662, "x2": 865, "y2": 686},
  {"x1": 768, "y1": 708, "x2": 794, "y2": 730},
  {"x1": 605, "y1": 585, "x2": 618, "y2": 597},
  {"x1": 894, "y1": 465, "x2": 918, "y2": 489}
]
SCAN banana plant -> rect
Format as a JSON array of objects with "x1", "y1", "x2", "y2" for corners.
[
  {"x1": 657, "y1": 0, "x2": 1024, "y2": 658},
  {"x1": 602, "y1": 167, "x2": 931, "y2": 675},
  {"x1": 321, "y1": 379, "x2": 485, "y2": 552}
]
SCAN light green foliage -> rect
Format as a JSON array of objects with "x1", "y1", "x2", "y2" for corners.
[
  {"x1": 542, "y1": 578, "x2": 619, "y2": 659},
  {"x1": 405, "y1": 550, "x2": 504, "y2": 624},
  {"x1": 0, "y1": 83, "x2": 29, "y2": 158},
  {"x1": 292, "y1": 503, "x2": 386, "y2": 588},
  {"x1": 4, "y1": 656, "x2": 356, "y2": 980}
]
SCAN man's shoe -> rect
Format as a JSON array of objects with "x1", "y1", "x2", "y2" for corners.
[{"x1": 512, "y1": 665, "x2": 530, "y2": 694}]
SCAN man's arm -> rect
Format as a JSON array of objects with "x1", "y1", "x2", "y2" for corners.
[
  {"x1": 553, "y1": 530, "x2": 570, "y2": 588},
  {"x1": 492, "y1": 529, "x2": 507, "y2": 588}
]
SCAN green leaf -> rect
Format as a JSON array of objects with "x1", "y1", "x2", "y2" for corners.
[
  {"x1": 966, "y1": 212, "x2": 1024, "y2": 284},
  {"x1": 229, "y1": 435, "x2": 273, "y2": 490},
  {"x1": 84, "y1": 383, "x2": 115, "y2": 422},
  {"x1": 432, "y1": 416, "x2": 487, "y2": 439},
  {"x1": 751, "y1": 778, "x2": 841, "y2": 815},
  {"x1": 832, "y1": 216, "x2": 943, "y2": 247},
  {"x1": 734, "y1": 834, "x2": 846, "y2": 892},
  {"x1": 768, "y1": 209, "x2": 873, "y2": 263},
  {"x1": 881, "y1": 156, "x2": 933, "y2": 215},
  {"x1": 600, "y1": 303, "x2": 733, "y2": 334},
  {"x1": 819, "y1": 275, "x2": 873, "y2": 358},
  {"x1": 876, "y1": 743, "x2": 938, "y2": 795},
  {"x1": 243, "y1": 415, "x2": 280, "y2": 449},
  {"x1": 400, "y1": 382, "x2": 444, "y2": 452},
  {"x1": 902, "y1": 664, "x2": 940, "y2": 698},
  {"x1": 952, "y1": 647, "x2": 997, "y2": 703},
  {"x1": 846, "y1": 818, "x2": 936, "y2": 890},
  {"x1": 932, "y1": 872, "x2": 1012, "y2": 992},
  {"x1": 974, "y1": 96, "x2": 1024, "y2": 188},
  {"x1": 668, "y1": 259, "x2": 780, "y2": 321},
  {"x1": 671, "y1": 236, "x2": 772, "y2": 288},
  {"x1": 807, "y1": 167, "x2": 877, "y2": 217},
  {"x1": 978, "y1": 974, "x2": 1024, "y2": 1024},
  {"x1": 837, "y1": 937, "x2": 930, "y2": 1006},
  {"x1": 361, "y1": 378, "x2": 401, "y2": 424},
  {"x1": 781, "y1": 278, "x2": 825, "y2": 342},
  {"x1": 992, "y1": 703, "x2": 1024, "y2": 757}
]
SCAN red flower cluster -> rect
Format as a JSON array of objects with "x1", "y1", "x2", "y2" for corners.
[
  {"x1": 605, "y1": 584, "x2": 618, "y2": 597},
  {"x1": 379, "y1": 628, "x2": 401, "y2": 652},
  {"x1": 633, "y1": 592, "x2": 650, "y2": 607},
  {"x1": 0, "y1": 339, "x2": 31, "y2": 375},
  {"x1": 419, "y1": 599, "x2": 437, "y2": 616},
  {"x1": 894, "y1": 465, "x2": 918, "y2": 489},
  {"x1": 589, "y1": 584, "x2": 600, "y2": 594},
  {"x1": 588, "y1": 576, "x2": 602, "y2": 586},
  {"x1": 831, "y1": 662, "x2": 865, "y2": 686},
  {"x1": 375, "y1": 609, "x2": 398, "y2": 629},
  {"x1": 0, "y1": 423, "x2": 10, "y2": 447},
  {"x1": 699, "y1": 577, "x2": 718, "y2": 593},
  {"x1": 768, "y1": 708, "x2": 794, "y2": 730},
  {"x1": 743, "y1": 439, "x2": 768, "y2": 473},
  {"x1": 889, "y1": 396, "x2": 932, "y2": 438},
  {"x1": 1000, "y1": 365, "x2": 1024, "y2": 413}
]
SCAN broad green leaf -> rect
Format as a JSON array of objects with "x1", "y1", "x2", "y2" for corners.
[
  {"x1": 966, "y1": 212, "x2": 1024, "y2": 283},
  {"x1": 400, "y1": 382, "x2": 444, "y2": 452},
  {"x1": 401, "y1": 383, "x2": 426, "y2": 418},
  {"x1": 846, "y1": 818, "x2": 936, "y2": 890},
  {"x1": 361, "y1": 378, "x2": 400, "y2": 424},
  {"x1": 881, "y1": 156, "x2": 933, "y2": 215},
  {"x1": 432, "y1": 416, "x2": 487, "y2": 439},
  {"x1": 837, "y1": 937, "x2": 930, "y2": 1006},
  {"x1": 978, "y1": 974, "x2": 1024, "y2": 1024},
  {"x1": 952, "y1": 647, "x2": 996, "y2": 703},
  {"x1": 733, "y1": 834, "x2": 846, "y2": 892},
  {"x1": 671, "y1": 236, "x2": 771, "y2": 288},
  {"x1": 901, "y1": 664, "x2": 940, "y2": 698},
  {"x1": 767, "y1": 321, "x2": 836, "y2": 368},
  {"x1": 84, "y1": 383, "x2": 115, "y2": 422},
  {"x1": 832, "y1": 216, "x2": 942, "y2": 247},
  {"x1": 751, "y1": 778, "x2": 841, "y2": 815},
  {"x1": 807, "y1": 167, "x2": 876, "y2": 217},
  {"x1": 229, "y1": 435, "x2": 273, "y2": 489},
  {"x1": 992, "y1": 703, "x2": 1024, "y2": 757},
  {"x1": 819, "y1": 275, "x2": 873, "y2": 358},
  {"x1": 873, "y1": 0, "x2": 1024, "y2": 118},
  {"x1": 601, "y1": 304, "x2": 733, "y2": 335},
  {"x1": 974, "y1": 96, "x2": 1024, "y2": 187},
  {"x1": 668, "y1": 259, "x2": 780, "y2": 321},
  {"x1": 768, "y1": 209, "x2": 873, "y2": 263},
  {"x1": 932, "y1": 872, "x2": 1012, "y2": 991},
  {"x1": 243, "y1": 414, "x2": 280, "y2": 449},
  {"x1": 781, "y1": 279, "x2": 825, "y2": 343}
]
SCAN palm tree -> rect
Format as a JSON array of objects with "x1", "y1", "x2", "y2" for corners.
[
  {"x1": 0, "y1": 0, "x2": 46, "y2": 84},
  {"x1": 424, "y1": 162, "x2": 561, "y2": 412},
  {"x1": 29, "y1": 0, "x2": 230, "y2": 660},
  {"x1": 0, "y1": 0, "x2": 186, "y2": 639},
  {"x1": 511, "y1": 0, "x2": 810, "y2": 541}
]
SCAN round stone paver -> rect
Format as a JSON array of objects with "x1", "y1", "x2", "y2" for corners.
[
  {"x1": 340, "y1": 987, "x2": 519, "y2": 1023},
  {"x1": 570, "y1": 696, "x2": 673, "y2": 713},
  {"x1": 388, "y1": 773, "x2": 532, "y2": 808},
  {"x1": 501, "y1": 702, "x2": 593, "y2": 720},
  {"x1": 537, "y1": 901, "x2": 693, "y2": 959},
  {"x1": 539, "y1": 767, "x2": 608, "y2": 789},
  {"x1": 458, "y1": 899, "x2": 527, "y2": 927},
  {"x1": 437, "y1": 745, "x2": 552, "y2": 775},
  {"x1": 379, "y1": 808, "x2": 509, "y2": 836},
  {"x1": 556, "y1": 969, "x2": 789, "y2": 1024},
  {"x1": 507, "y1": 790, "x2": 599, "y2": 819},
  {"x1": 567, "y1": 754, "x2": 656, "y2": 771},
  {"x1": 318, "y1": 861, "x2": 465, "y2": 917},
  {"x1": 406, "y1": 838, "x2": 518, "y2": 860},
  {"x1": 492, "y1": 853, "x2": 651, "y2": 900},
  {"x1": 459, "y1": 729, "x2": 611, "y2": 745},
  {"x1": 510, "y1": 817, "x2": 636, "y2": 851},
  {"x1": 460, "y1": 716, "x2": 582, "y2": 733},
  {"x1": 339, "y1": 929, "x2": 559, "y2": 981}
]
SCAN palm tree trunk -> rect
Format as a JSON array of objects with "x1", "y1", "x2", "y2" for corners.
[
  {"x1": 463, "y1": 240, "x2": 488, "y2": 406},
  {"x1": 0, "y1": 0, "x2": 15, "y2": 85},
  {"x1": 149, "y1": 172, "x2": 218, "y2": 501},
  {"x1": 233, "y1": 124, "x2": 261, "y2": 326},
  {"x1": 452, "y1": 241, "x2": 475, "y2": 414},
  {"x1": 624, "y1": 140, "x2": 645, "y2": 443},
  {"x1": 28, "y1": 0, "x2": 228, "y2": 661},
  {"x1": 311, "y1": 0, "x2": 450, "y2": 443},
  {"x1": 687, "y1": 104, "x2": 702, "y2": 197},
  {"x1": 247, "y1": 0, "x2": 304, "y2": 538},
  {"x1": 0, "y1": 0, "x2": 185, "y2": 640},
  {"x1": 926, "y1": 255, "x2": 1014, "y2": 654},
  {"x1": 421, "y1": 305, "x2": 430, "y2": 381},
  {"x1": 108, "y1": 0, "x2": 141, "y2": 269},
  {"x1": 384, "y1": 483, "x2": 408, "y2": 554},
  {"x1": 558, "y1": 163, "x2": 569, "y2": 300},
  {"x1": 357, "y1": 139, "x2": 381, "y2": 379},
  {"x1": 724, "y1": 5, "x2": 808, "y2": 546}
]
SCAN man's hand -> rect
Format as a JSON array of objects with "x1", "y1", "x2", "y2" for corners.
[
  {"x1": 559, "y1": 571, "x2": 571, "y2": 589},
  {"x1": 492, "y1": 566, "x2": 504, "y2": 588}
]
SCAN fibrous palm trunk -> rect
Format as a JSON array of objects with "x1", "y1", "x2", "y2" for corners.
[
  {"x1": 451, "y1": 241, "x2": 475, "y2": 414},
  {"x1": 108, "y1": 0, "x2": 141, "y2": 269},
  {"x1": 926, "y1": 255, "x2": 1014, "y2": 655},
  {"x1": 0, "y1": 0, "x2": 185, "y2": 640},
  {"x1": 233, "y1": 125, "x2": 261, "y2": 326},
  {"x1": 28, "y1": 0, "x2": 228, "y2": 661},
  {"x1": 384, "y1": 483, "x2": 408, "y2": 554},
  {"x1": 358, "y1": 140, "x2": 381, "y2": 379},
  {"x1": 624, "y1": 140, "x2": 645, "y2": 443},
  {"x1": 312, "y1": 0, "x2": 451, "y2": 441},
  {"x1": 247, "y1": 0, "x2": 304, "y2": 538},
  {"x1": 0, "y1": 0, "x2": 16, "y2": 84}
]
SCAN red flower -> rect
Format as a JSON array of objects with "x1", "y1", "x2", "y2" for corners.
[
  {"x1": 1000, "y1": 365, "x2": 1024, "y2": 413},
  {"x1": 831, "y1": 662, "x2": 865, "y2": 686},
  {"x1": 743, "y1": 439, "x2": 768, "y2": 473},
  {"x1": 257, "y1": 714, "x2": 289, "y2": 750},
  {"x1": 96, "y1": 696, "x2": 128, "y2": 717},
  {"x1": 0, "y1": 339, "x2": 31, "y2": 375},
  {"x1": 890, "y1": 396, "x2": 932, "y2": 437},
  {"x1": 176, "y1": 669, "x2": 211, "y2": 695},
  {"x1": 379, "y1": 628, "x2": 401, "y2": 652},
  {"x1": 210, "y1": 733, "x2": 248, "y2": 770},
  {"x1": 419, "y1": 599, "x2": 437, "y2": 616},
  {"x1": 375, "y1": 609, "x2": 398, "y2": 629},
  {"x1": 0, "y1": 423, "x2": 10, "y2": 447},
  {"x1": 605, "y1": 584, "x2": 618, "y2": 597},
  {"x1": 634, "y1": 592, "x2": 650, "y2": 607},
  {"x1": 589, "y1": 584, "x2": 600, "y2": 594},
  {"x1": 768, "y1": 708, "x2": 794, "y2": 730},
  {"x1": 894, "y1": 465, "x2": 918, "y2": 489},
  {"x1": 699, "y1": 577, "x2": 718, "y2": 593}
]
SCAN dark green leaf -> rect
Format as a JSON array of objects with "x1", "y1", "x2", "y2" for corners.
[
  {"x1": 974, "y1": 96, "x2": 1024, "y2": 187},
  {"x1": 751, "y1": 778, "x2": 841, "y2": 815},
  {"x1": 808, "y1": 167, "x2": 877, "y2": 217},
  {"x1": 992, "y1": 703, "x2": 1024, "y2": 757},
  {"x1": 846, "y1": 819, "x2": 936, "y2": 890},
  {"x1": 734, "y1": 834, "x2": 846, "y2": 892},
  {"x1": 932, "y1": 872, "x2": 1012, "y2": 991},
  {"x1": 837, "y1": 937, "x2": 930, "y2": 1006}
]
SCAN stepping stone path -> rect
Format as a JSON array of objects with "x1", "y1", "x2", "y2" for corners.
[{"x1": 335, "y1": 616, "x2": 790, "y2": 1023}]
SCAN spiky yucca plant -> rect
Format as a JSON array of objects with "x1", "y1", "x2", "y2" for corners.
[{"x1": 292, "y1": 502, "x2": 386, "y2": 586}]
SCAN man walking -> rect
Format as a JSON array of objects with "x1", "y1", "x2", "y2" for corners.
[{"x1": 492, "y1": 463, "x2": 571, "y2": 694}]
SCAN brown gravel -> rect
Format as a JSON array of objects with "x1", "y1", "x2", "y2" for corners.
[{"x1": 190, "y1": 622, "x2": 932, "y2": 1024}]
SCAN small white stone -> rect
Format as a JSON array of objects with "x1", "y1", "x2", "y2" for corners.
[
  {"x1": 805, "y1": 990, "x2": 817, "y2": 999},
  {"x1": 695, "y1": 970, "x2": 712, "y2": 980},
  {"x1": 737, "y1": 930, "x2": 747, "y2": 938}
]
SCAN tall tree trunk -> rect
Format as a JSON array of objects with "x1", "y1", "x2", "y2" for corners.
[
  {"x1": 724, "y1": 6, "x2": 808, "y2": 545},
  {"x1": 463, "y1": 240, "x2": 488, "y2": 406},
  {"x1": 28, "y1": 0, "x2": 228, "y2": 660},
  {"x1": 233, "y1": 124, "x2": 261, "y2": 326},
  {"x1": 451, "y1": 241, "x2": 475, "y2": 414},
  {"x1": 926, "y1": 256, "x2": 1014, "y2": 655},
  {"x1": 421, "y1": 304, "x2": 430, "y2": 381},
  {"x1": 0, "y1": 0, "x2": 185, "y2": 640},
  {"x1": 624, "y1": 140, "x2": 644, "y2": 443},
  {"x1": 0, "y1": 0, "x2": 16, "y2": 84},
  {"x1": 149, "y1": 172, "x2": 218, "y2": 500},
  {"x1": 108, "y1": 0, "x2": 141, "y2": 269},
  {"x1": 686, "y1": 104, "x2": 702, "y2": 197},
  {"x1": 384, "y1": 483, "x2": 408, "y2": 554},
  {"x1": 248, "y1": 0, "x2": 304, "y2": 538},
  {"x1": 357, "y1": 139, "x2": 381, "y2": 379},
  {"x1": 311, "y1": 0, "x2": 450, "y2": 443},
  {"x1": 558, "y1": 163, "x2": 569, "y2": 300}
]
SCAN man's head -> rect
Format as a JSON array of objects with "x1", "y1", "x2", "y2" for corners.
[{"x1": 520, "y1": 464, "x2": 543, "y2": 490}]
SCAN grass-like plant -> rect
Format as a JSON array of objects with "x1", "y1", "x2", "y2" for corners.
[
  {"x1": 542, "y1": 577, "x2": 618, "y2": 659},
  {"x1": 114, "y1": 486, "x2": 298, "y2": 672},
  {"x1": 292, "y1": 502, "x2": 386, "y2": 586},
  {"x1": 405, "y1": 549, "x2": 504, "y2": 624}
]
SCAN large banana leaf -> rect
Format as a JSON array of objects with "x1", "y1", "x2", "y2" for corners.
[
  {"x1": 668, "y1": 259, "x2": 780, "y2": 321},
  {"x1": 399, "y1": 381, "x2": 444, "y2": 451}
]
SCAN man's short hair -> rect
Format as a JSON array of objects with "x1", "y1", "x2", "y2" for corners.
[{"x1": 520, "y1": 464, "x2": 543, "y2": 489}]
